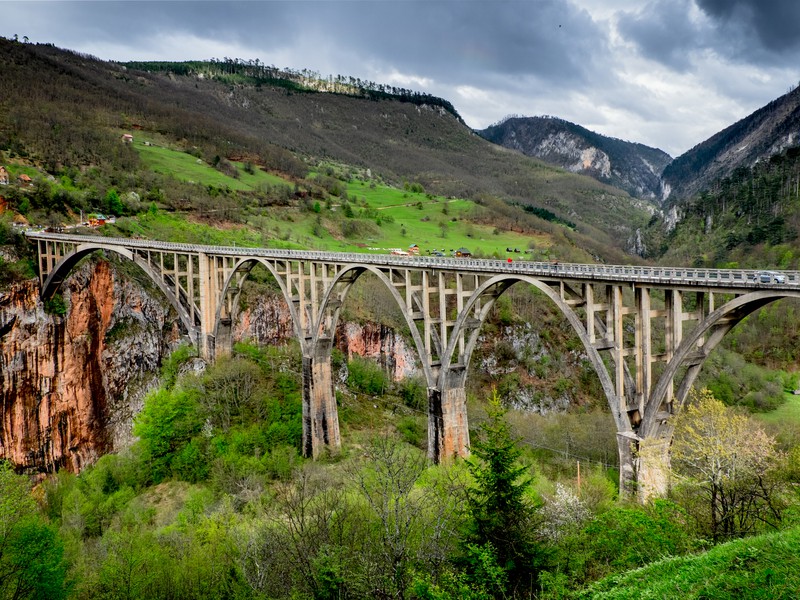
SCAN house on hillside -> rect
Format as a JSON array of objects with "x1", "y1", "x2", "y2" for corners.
[
  {"x1": 121, "y1": 133, "x2": 134, "y2": 144},
  {"x1": 408, "y1": 244, "x2": 420, "y2": 255},
  {"x1": 17, "y1": 174, "x2": 32, "y2": 186},
  {"x1": 0, "y1": 167, "x2": 8, "y2": 185},
  {"x1": 455, "y1": 247, "x2": 471, "y2": 257}
]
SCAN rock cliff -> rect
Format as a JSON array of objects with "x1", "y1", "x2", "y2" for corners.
[{"x1": 0, "y1": 260, "x2": 176, "y2": 474}]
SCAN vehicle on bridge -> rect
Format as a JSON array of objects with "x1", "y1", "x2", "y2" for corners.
[{"x1": 753, "y1": 270, "x2": 786, "y2": 284}]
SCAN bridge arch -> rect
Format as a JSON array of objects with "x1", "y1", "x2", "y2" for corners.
[
  {"x1": 213, "y1": 257, "x2": 304, "y2": 352},
  {"x1": 642, "y1": 289, "x2": 800, "y2": 439},
  {"x1": 439, "y1": 274, "x2": 623, "y2": 429},
  {"x1": 40, "y1": 244, "x2": 194, "y2": 336},
  {"x1": 312, "y1": 264, "x2": 437, "y2": 385}
]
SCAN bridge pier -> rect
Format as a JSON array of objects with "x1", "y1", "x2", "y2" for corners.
[
  {"x1": 427, "y1": 384, "x2": 470, "y2": 463},
  {"x1": 617, "y1": 432, "x2": 670, "y2": 502},
  {"x1": 301, "y1": 350, "x2": 341, "y2": 459}
]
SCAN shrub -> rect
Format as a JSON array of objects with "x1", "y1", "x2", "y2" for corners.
[{"x1": 347, "y1": 356, "x2": 388, "y2": 395}]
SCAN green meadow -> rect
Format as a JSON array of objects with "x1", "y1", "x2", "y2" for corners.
[
  {"x1": 758, "y1": 393, "x2": 800, "y2": 425},
  {"x1": 132, "y1": 136, "x2": 289, "y2": 191},
  {"x1": 124, "y1": 139, "x2": 551, "y2": 258}
]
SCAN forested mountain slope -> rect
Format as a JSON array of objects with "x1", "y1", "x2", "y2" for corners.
[{"x1": 662, "y1": 84, "x2": 800, "y2": 203}]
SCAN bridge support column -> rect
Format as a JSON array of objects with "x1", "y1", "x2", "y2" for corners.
[
  {"x1": 428, "y1": 379, "x2": 470, "y2": 463},
  {"x1": 617, "y1": 432, "x2": 670, "y2": 502},
  {"x1": 301, "y1": 351, "x2": 341, "y2": 459}
]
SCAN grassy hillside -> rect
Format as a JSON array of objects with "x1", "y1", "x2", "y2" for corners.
[{"x1": 576, "y1": 526, "x2": 800, "y2": 599}]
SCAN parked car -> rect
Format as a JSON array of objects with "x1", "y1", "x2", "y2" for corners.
[{"x1": 753, "y1": 270, "x2": 786, "y2": 284}]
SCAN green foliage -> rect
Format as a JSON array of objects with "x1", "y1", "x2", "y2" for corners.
[
  {"x1": 104, "y1": 187, "x2": 124, "y2": 216},
  {"x1": 573, "y1": 500, "x2": 694, "y2": 583},
  {"x1": 518, "y1": 203, "x2": 577, "y2": 229},
  {"x1": 134, "y1": 344, "x2": 303, "y2": 491},
  {"x1": 133, "y1": 387, "x2": 206, "y2": 484},
  {"x1": 347, "y1": 355, "x2": 389, "y2": 395},
  {"x1": 671, "y1": 389, "x2": 787, "y2": 542},
  {"x1": 577, "y1": 525, "x2": 800, "y2": 599},
  {"x1": 0, "y1": 462, "x2": 69, "y2": 599},
  {"x1": 396, "y1": 415, "x2": 426, "y2": 448},
  {"x1": 398, "y1": 375, "x2": 427, "y2": 411},
  {"x1": 43, "y1": 293, "x2": 68, "y2": 316},
  {"x1": 159, "y1": 343, "x2": 195, "y2": 389},
  {"x1": 698, "y1": 348, "x2": 786, "y2": 411}
]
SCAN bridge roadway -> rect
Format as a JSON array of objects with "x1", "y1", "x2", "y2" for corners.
[
  {"x1": 26, "y1": 231, "x2": 800, "y2": 288},
  {"x1": 27, "y1": 231, "x2": 800, "y2": 500}
]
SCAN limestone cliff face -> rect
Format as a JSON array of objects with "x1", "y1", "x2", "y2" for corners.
[
  {"x1": 334, "y1": 321, "x2": 418, "y2": 381},
  {"x1": 0, "y1": 260, "x2": 175, "y2": 474}
]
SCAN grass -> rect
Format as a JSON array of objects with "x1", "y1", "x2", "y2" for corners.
[
  {"x1": 111, "y1": 136, "x2": 555, "y2": 258},
  {"x1": 576, "y1": 526, "x2": 800, "y2": 599},
  {"x1": 757, "y1": 394, "x2": 800, "y2": 425},
  {"x1": 326, "y1": 178, "x2": 550, "y2": 257},
  {"x1": 132, "y1": 135, "x2": 289, "y2": 192}
]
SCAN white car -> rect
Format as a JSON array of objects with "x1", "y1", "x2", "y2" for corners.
[{"x1": 753, "y1": 270, "x2": 786, "y2": 284}]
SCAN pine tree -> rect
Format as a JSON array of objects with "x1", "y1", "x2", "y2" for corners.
[{"x1": 465, "y1": 390, "x2": 542, "y2": 596}]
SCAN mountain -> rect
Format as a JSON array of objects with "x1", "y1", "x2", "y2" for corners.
[
  {"x1": 662, "y1": 85, "x2": 800, "y2": 204},
  {"x1": 478, "y1": 116, "x2": 672, "y2": 202},
  {"x1": 0, "y1": 38, "x2": 654, "y2": 263}
]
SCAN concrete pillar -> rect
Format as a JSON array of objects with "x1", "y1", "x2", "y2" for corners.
[
  {"x1": 427, "y1": 384, "x2": 470, "y2": 463},
  {"x1": 636, "y1": 436, "x2": 671, "y2": 502},
  {"x1": 616, "y1": 432, "x2": 671, "y2": 503},
  {"x1": 301, "y1": 353, "x2": 341, "y2": 458},
  {"x1": 617, "y1": 431, "x2": 640, "y2": 499}
]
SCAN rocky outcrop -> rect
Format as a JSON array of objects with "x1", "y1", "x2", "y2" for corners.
[
  {"x1": 478, "y1": 116, "x2": 672, "y2": 202},
  {"x1": 334, "y1": 321, "x2": 418, "y2": 381},
  {"x1": 662, "y1": 85, "x2": 800, "y2": 203},
  {"x1": 0, "y1": 260, "x2": 177, "y2": 474}
]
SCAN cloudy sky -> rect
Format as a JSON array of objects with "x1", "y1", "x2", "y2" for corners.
[{"x1": 3, "y1": 0, "x2": 800, "y2": 157}]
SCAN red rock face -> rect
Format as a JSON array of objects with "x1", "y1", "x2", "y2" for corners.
[
  {"x1": 0, "y1": 261, "x2": 173, "y2": 474},
  {"x1": 335, "y1": 321, "x2": 418, "y2": 381}
]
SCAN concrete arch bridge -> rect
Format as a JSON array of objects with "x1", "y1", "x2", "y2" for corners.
[{"x1": 28, "y1": 232, "x2": 800, "y2": 498}]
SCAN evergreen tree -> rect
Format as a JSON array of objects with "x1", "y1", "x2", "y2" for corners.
[{"x1": 464, "y1": 391, "x2": 543, "y2": 596}]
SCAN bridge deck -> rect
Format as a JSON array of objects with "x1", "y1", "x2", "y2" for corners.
[{"x1": 25, "y1": 231, "x2": 800, "y2": 292}]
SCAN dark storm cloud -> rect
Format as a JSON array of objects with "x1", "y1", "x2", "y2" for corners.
[
  {"x1": 9, "y1": 1, "x2": 608, "y2": 90},
  {"x1": 697, "y1": 0, "x2": 800, "y2": 55},
  {"x1": 299, "y1": 1, "x2": 608, "y2": 87},
  {"x1": 618, "y1": 0, "x2": 800, "y2": 71},
  {"x1": 616, "y1": 0, "x2": 703, "y2": 70},
  {"x1": 6, "y1": 1, "x2": 304, "y2": 59}
]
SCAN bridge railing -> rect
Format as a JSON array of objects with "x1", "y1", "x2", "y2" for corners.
[{"x1": 25, "y1": 231, "x2": 800, "y2": 289}]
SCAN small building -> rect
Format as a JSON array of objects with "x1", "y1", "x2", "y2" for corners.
[
  {"x1": 0, "y1": 167, "x2": 8, "y2": 185},
  {"x1": 408, "y1": 244, "x2": 420, "y2": 255},
  {"x1": 455, "y1": 247, "x2": 471, "y2": 257},
  {"x1": 17, "y1": 174, "x2": 32, "y2": 186},
  {"x1": 121, "y1": 134, "x2": 134, "y2": 144}
]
